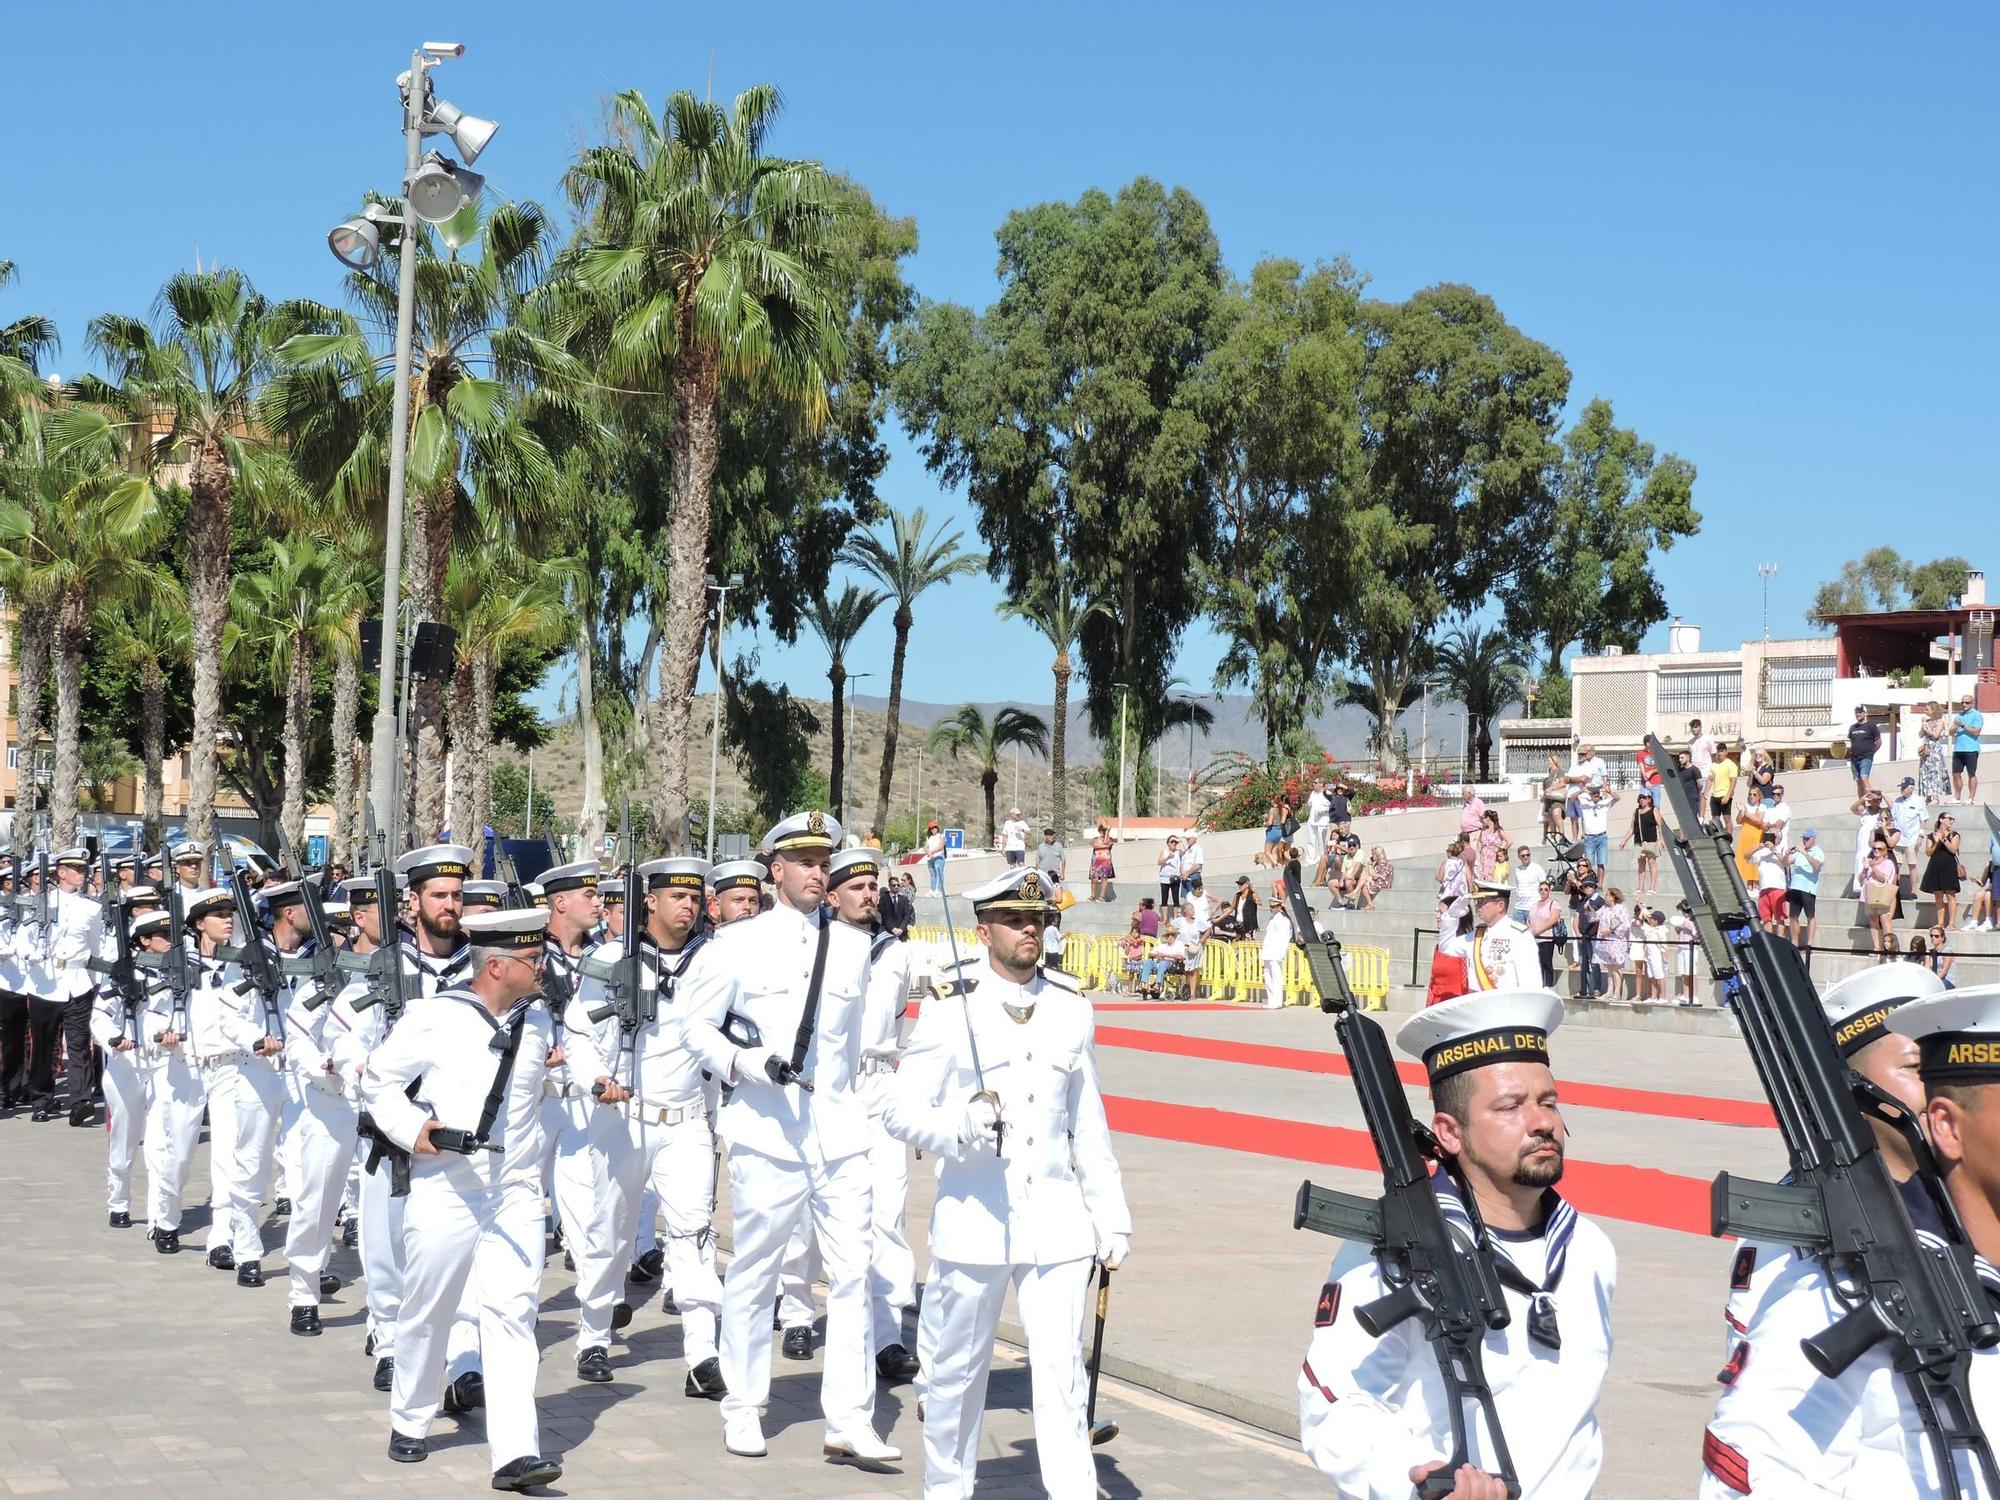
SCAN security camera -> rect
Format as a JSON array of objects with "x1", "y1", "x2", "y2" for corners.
[{"x1": 421, "y1": 41, "x2": 465, "y2": 58}]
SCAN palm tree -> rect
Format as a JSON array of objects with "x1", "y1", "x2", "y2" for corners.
[
  {"x1": 104, "y1": 576, "x2": 190, "y2": 848},
  {"x1": 0, "y1": 405, "x2": 162, "y2": 847},
  {"x1": 84, "y1": 268, "x2": 298, "y2": 844},
  {"x1": 561, "y1": 84, "x2": 848, "y2": 849},
  {"x1": 841, "y1": 506, "x2": 985, "y2": 831},
  {"x1": 0, "y1": 259, "x2": 59, "y2": 442},
  {"x1": 227, "y1": 536, "x2": 367, "y2": 862},
  {"x1": 1434, "y1": 624, "x2": 1531, "y2": 782},
  {"x1": 804, "y1": 584, "x2": 886, "y2": 824},
  {"x1": 926, "y1": 705, "x2": 1051, "y2": 848},
  {"x1": 267, "y1": 197, "x2": 566, "y2": 835},
  {"x1": 1000, "y1": 560, "x2": 1109, "y2": 837}
]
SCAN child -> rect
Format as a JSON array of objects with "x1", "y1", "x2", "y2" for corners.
[
  {"x1": 1673, "y1": 901, "x2": 1700, "y2": 1005},
  {"x1": 1640, "y1": 908, "x2": 1672, "y2": 1003}
]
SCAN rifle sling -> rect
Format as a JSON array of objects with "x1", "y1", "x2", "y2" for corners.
[{"x1": 787, "y1": 916, "x2": 834, "y2": 1079}]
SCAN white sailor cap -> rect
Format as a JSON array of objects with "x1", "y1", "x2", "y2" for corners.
[
  {"x1": 121, "y1": 885, "x2": 163, "y2": 907},
  {"x1": 539, "y1": 860, "x2": 601, "y2": 895},
  {"x1": 1823, "y1": 965, "x2": 1945, "y2": 1058},
  {"x1": 708, "y1": 859, "x2": 764, "y2": 894},
  {"x1": 967, "y1": 866, "x2": 1057, "y2": 917},
  {"x1": 524, "y1": 882, "x2": 547, "y2": 908},
  {"x1": 323, "y1": 901, "x2": 353, "y2": 927},
  {"x1": 395, "y1": 844, "x2": 475, "y2": 887},
  {"x1": 185, "y1": 886, "x2": 234, "y2": 921},
  {"x1": 169, "y1": 842, "x2": 206, "y2": 863},
  {"x1": 827, "y1": 848, "x2": 884, "y2": 888},
  {"x1": 1888, "y1": 985, "x2": 2000, "y2": 1084},
  {"x1": 262, "y1": 881, "x2": 305, "y2": 911},
  {"x1": 109, "y1": 855, "x2": 136, "y2": 872},
  {"x1": 463, "y1": 906, "x2": 549, "y2": 949},
  {"x1": 460, "y1": 880, "x2": 510, "y2": 908},
  {"x1": 131, "y1": 910, "x2": 172, "y2": 940},
  {"x1": 54, "y1": 847, "x2": 90, "y2": 870},
  {"x1": 764, "y1": 810, "x2": 841, "y2": 854},
  {"x1": 639, "y1": 857, "x2": 707, "y2": 892},
  {"x1": 1397, "y1": 988, "x2": 1566, "y2": 1084},
  {"x1": 338, "y1": 874, "x2": 407, "y2": 907},
  {"x1": 1471, "y1": 875, "x2": 1512, "y2": 899}
]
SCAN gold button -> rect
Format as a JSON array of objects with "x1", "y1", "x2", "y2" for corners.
[
  {"x1": 1027, "y1": 1136, "x2": 1035, "y2": 1146},
  {"x1": 1027, "y1": 1094, "x2": 1035, "y2": 1104}
]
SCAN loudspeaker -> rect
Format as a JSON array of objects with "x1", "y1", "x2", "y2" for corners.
[
  {"x1": 360, "y1": 618, "x2": 383, "y2": 673},
  {"x1": 410, "y1": 622, "x2": 457, "y2": 681}
]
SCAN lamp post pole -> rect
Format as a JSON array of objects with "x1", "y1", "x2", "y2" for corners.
[
  {"x1": 704, "y1": 574, "x2": 739, "y2": 863},
  {"x1": 1757, "y1": 562, "x2": 1779, "y2": 643},
  {"x1": 843, "y1": 672, "x2": 874, "y2": 831},
  {"x1": 364, "y1": 47, "x2": 429, "y2": 862},
  {"x1": 1115, "y1": 682, "x2": 1131, "y2": 843}
]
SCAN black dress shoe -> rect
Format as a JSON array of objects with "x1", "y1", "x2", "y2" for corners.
[
  {"x1": 562, "y1": 1250, "x2": 574, "y2": 1272},
  {"x1": 291, "y1": 1306, "x2": 322, "y2": 1336},
  {"x1": 273, "y1": 1197, "x2": 291, "y2": 1216},
  {"x1": 628, "y1": 1246, "x2": 664, "y2": 1284},
  {"x1": 342, "y1": 1218, "x2": 359, "y2": 1248},
  {"x1": 373, "y1": 1356, "x2": 395, "y2": 1392},
  {"x1": 365, "y1": 1331, "x2": 377, "y2": 1357},
  {"x1": 207, "y1": 1246, "x2": 235, "y2": 1271},
  {"x1": 237, "y1": 1261, "x2": 265, "y2": 1288},
  {"x1": 684, "y1": 1356, "x2": 726, "y2": 1399},
  {"x1": 611, "y1": 1301, "x2": 634, "y2": 1332},
  {"x1": 151, "y1": 1227, "x2": 180, "y2": 1255},
  {"x1": 31, "y1": 1103, "x2": 57, "y2": 1122},
  {"x1": 319, "y1": 1272, "x2": 341, "y2": 1298},
  {"x1": 576, "y1": 1348, "x2": 613, "y2": 1384},
  {"x1": 388, "y1": 1432, "x2": 427, "y2": 1463},
  {"x1": 442, "y1": 1371, "x2": 486, "y2": 1413},
  {"x1": 661, "y1": 1292, "x2": 678, "y2": 1315},
  {"x1": 781, "y1": 1326, "x2": 814, "y2": 1361},
  {"x1": 875, "y1": 1342, "x2": 921, "y2": 1382},
  {"x1": 68, "y1": 1102, "x2": 94, "y2": 1126},
  {"x1": 108, "y1": 1210, "x2": 132, "y2": 1229},
  {"x1": 491, "y1": 1455, "x2": 562, "y2": 1491}
]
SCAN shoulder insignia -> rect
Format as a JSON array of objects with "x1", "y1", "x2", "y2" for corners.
[
  {"x1": 1729, "y1": 1245, "x2": 1756, "y2": 1292},
  {"x1": 1039, "y1": 964, "x2": 1081, "y2": 993},
  {"x1": 1314, "y1": 1282, "x2": 1340, "y2": 1328}
]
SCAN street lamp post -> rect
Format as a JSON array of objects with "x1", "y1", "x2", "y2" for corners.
[
  {"x1": 703, "y1": 573, "x2": 741, "y2": 862},
  {"x1": 1115, "y1": 682, "x2": 1131, "y2": 843},
  {"x1": 1420, "y1": 679, "x2": 1436, "y2": 782},
  {"x1": 335, "y1": 43, "x2": 496, "y2": 861},
  {"x1": 842, "y1": 671, "x2": 875, "y2": 830}
]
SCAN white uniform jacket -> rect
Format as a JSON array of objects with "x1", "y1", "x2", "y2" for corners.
[
  {"x1": 1298, "y1": 1200, "x2": 1616, "y2": 1500},
  {"x1": 48, "y1": 889, "x2": 105, "y2": 1001},
  {"x1": 857, "y1": 931, "x2": 912, "y2": 1113},
  {"x1": 277, "y1": 952, "x2": 345, "y2": 1098},
  {"x1": 360, "y1": 988, "x2": 554, "y2": 1192},
  {"x1": 1438, "y1": 918, "x2": 1539, "y2": 992},
  {"x1": 882, "y1": 955, "x2": 1130, "y2": 1267},
  {"x1": 565, "y1": 932, "x2": 712, "y2": 1105},
  {"x1": 188, "y1": 951, "x2": 278, "y2": 1062},
  {"x1": 1700, "y1": 1233, "x2": 2000, "y2": 1499},
  {"x1": 683, "y1": 902, "x2": 875, "y2": 1163}
]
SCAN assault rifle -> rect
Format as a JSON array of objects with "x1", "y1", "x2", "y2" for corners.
[
  {"x1": 340, "y1": 865, "x2": 409, "y2": 1024},
  {"x1": 1281, "y1": 858, "x2": 1521, "y2": 1500},
  {"x1": 85, "y1": 849, "x2": 146, "y2": 1041},
  {"x1": 219, "y1": 868, "x2": 286, "y2": 1039},
  {"x1": 584, "y1": 830, "x2": 646, "y2": 1032},
  {"x1": 285, "y1": 876, "x2": 344, "y2": 1011},
  {"x1": 133, "y1": 876, "x2": 195, "y2": 1038},
  {"x1": 1646, "y1": 734, "x2": 1999, "y2": 1497}
]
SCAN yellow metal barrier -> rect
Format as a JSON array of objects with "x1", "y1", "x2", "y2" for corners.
[{"x1": 908, "y1": 924, "x2": 1388, "y2": 1009}]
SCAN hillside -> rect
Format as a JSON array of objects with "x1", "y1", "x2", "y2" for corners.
[{"x1": 495, "y1": 688, "x2": 1484, "y2": 842}]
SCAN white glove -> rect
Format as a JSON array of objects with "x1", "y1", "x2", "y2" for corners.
[
  {"x1": 1099, "y1": 1231, "x2": 1130, "y2": 1271},
  {"x1": 962, "y1": 1094, "x2": 1001, "y2": 1150},
  {"x1": 734, "y1": 1047, "x2": 788, "y2": 1088}
]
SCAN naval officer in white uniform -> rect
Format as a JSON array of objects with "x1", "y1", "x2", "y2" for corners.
[{"x1": 883, "y1": 865, "x2": 1132, "y2": 1500}]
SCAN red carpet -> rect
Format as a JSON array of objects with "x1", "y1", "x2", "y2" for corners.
[
  {"x1": 1094, "y1": 1025, "x2": 1775, "y2": 1129},
  {"x1": 1103, "y1": 1095, "x2": 1714, "y2": 1235}
]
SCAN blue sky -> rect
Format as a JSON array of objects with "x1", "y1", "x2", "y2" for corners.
[{"x1": 4, "y1": 2, "x2": 1994, "y2": 729}]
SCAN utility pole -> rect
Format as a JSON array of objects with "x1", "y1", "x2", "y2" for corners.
[
  {"x1": 1757, "y1": 562, "x2": 1779, "y2": 643},
  {"x1": 703, "y1": 574, "x2": 740, "y2": 862},
  {"x1": 1115, "y1": 683, "x2": 1131, "y2": 843}
]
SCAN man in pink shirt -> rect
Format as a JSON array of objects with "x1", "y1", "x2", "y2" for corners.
[
  {"x1": 1458, "y1": 785, "x2": 1487, "y2": 835},
  {"x1": 1687, "y1": 718, "x2": 1718, "y2": 803}
]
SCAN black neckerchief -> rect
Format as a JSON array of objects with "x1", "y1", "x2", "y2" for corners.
[{"x1": 1432, "y1": 1165, "x2": 1576, "y2": 1351}]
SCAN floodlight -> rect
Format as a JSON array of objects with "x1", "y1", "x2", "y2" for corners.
[
  {"x1": 406, "y1": 152, "x2": 483, "y2": 223},
  {"x1": 328, "y1": 216, "x2": 380, "y2": 270},
  {"x1": 427, "y1": 99, "x2": 498, "y2": 165}
]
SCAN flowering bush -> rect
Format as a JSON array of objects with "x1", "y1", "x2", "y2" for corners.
[{"x1": 1196, "y1": 751, "x2": 1440, "y2": 832}]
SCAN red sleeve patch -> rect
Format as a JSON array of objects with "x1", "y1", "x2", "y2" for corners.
[
  {"x1": 1702, "y1": 1428, "x2": 1751, "y2": 1493},
  {"x1": 1315, "y1": 1282, "x2": 1340, "y2": 1328},
  {"x1": 1729, "y1": 1246, "x2": 1757, "y2": 1291},
  {"x1": 1302, "y1": 1357, "x2": 1338, "y2": 1403}
]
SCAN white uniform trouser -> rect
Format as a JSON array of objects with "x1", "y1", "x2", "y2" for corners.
[
  {"x1": 914, "y1": 1255, "x2": 942, "y2": 1408},
  {"x1": 574, "y1": 1100, "x2": 721, "y2": 1363},
  {"x1": 923, "y1": 1257, "x2": 1094, "y2": 1500},
  {"x1": 203, "y1": 1059, "x2": 285, "y2": 1263},
  {"x1": 539, "y1": 1087, "x2": 599, "y2": 1247},
  {"x1": 390, "y1": 1169, "x2": 542, "y2": 1473},
  {"x1": 635, "y1": 1186, "x2": 661, "y2": 1258},
  {"x1": 101, "y1": 1047, "x2": 149, "y2": 1214},
  {"x1": 865, "y1": 1117, "x2": 915, "y2": 1351},
  {"x1": 145, "y1": 1054, "x2": 205, "y2": 1231},
  {"x1": 282, "y1": 1082, "x2": 358, "y2": 1308},
  {"x1": 1263, "y1": 959, "x2": 1286, "y2": 1008},
  {"x1": 359, "y1": 1152, "x2": 408, "y2": 1352},
  {"x1": 780, "y1": 1217, "x2": 822, "y2": 1330},
  {"x1": 719, "y1": 1144, "x2": 876, "y2": 1435}
]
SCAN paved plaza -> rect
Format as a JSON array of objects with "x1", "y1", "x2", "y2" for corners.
[{"x1": 0, "y1": 999, "x2": 1783, "y2": 1498}]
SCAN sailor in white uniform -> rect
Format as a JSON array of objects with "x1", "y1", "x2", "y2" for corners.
[
  {"x1": 682, "y1": 811, "x2": 898, "y2": 1467},
  {"x1": 88, "y1": 886, "x2": 162, "y2": 1228},
  {"x1": 1298, "y1": 988, "x2": 1616, "y2": 1500},
  {"x1": 135, "y1": 900, "x2": 202, "y2": 1254},
  {"x1": 568, "y1": 856, "x2": 726, "y2": 1396},
  {"x1": 1435, "y1": 878, "x2": 1539, "y2": 993},
  {"x1": 1700, "y1": 978, "x2": 2000, "y2": 1499},
  {"x1": 363, "y1": 906, "x2": 563, "y2": 1492},
  {"x1": 883, "y1": 865, "x2": 1132, "y2": 1500}
]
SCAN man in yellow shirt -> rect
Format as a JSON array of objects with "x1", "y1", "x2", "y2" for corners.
[{"x1": 1707, "y1": 748, "x2": 1740, "y2": 824}]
